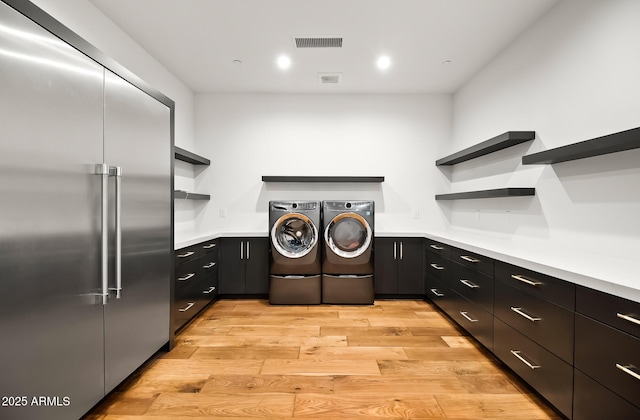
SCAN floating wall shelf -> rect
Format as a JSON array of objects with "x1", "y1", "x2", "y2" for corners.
[
  {"x1": 435, "y1": 188, "x2": 536, "y2": 201},
  {"x1": 522, "y1": 126, "x2": 640, "y2": 165},
  {"x1": 436, "y1": 131, "x2": 536, "y2": 166},
  {"x1": 262, "y1": 176, "x2": 385, "y2": 183},
  {"x1": 174, "y1": 146, "x2": 210, "y2": 165},
  {"x1": 174, "y1": 190, "x2": 210, "y2": 200}
]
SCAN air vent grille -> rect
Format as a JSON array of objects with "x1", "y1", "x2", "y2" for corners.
[
  {"x1": 318, "y1": 73, "x2": 342, "y2": 85},
  {"x1": 295, "y1": 37, "x2": 343, "y2": 48}
]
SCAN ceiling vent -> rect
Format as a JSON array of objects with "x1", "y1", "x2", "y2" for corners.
[
  {"x1": 318, "y1": 72, "x2": 342, "y2": 85},
  {"x1": 294, "y1": 37, "x2": 343, "y2": 48}
]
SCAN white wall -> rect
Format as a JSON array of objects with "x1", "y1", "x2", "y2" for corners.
[
  {"x1": 188, "y1": 93, "x2": 452, "y2": 236},
  {"x1": 30, "y1": 0, "x2": 195, "y2": 150},
  {"x1": 449, "y1": 0, "x2": 640, "y2": 262}
]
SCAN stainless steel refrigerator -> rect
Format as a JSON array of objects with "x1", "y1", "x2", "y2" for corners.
[{"x1": 0, "y1": 2, "x2": 173, "y2": 419}]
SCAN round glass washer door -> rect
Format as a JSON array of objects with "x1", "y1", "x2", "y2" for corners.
[
  {"x1": 324, "y1": 212, "x2": 372, "y2": 259},
  {"x1": 271, "y1": 213, "x2": 318, "y2": 258}
]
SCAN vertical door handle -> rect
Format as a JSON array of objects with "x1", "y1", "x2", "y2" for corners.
[
  {"x1": 110, "y1": 166, "x2": 122, "y2": 299},
  {"x1": 95, "y1": 164, "x2": 110, "y2": 305},
  {"x1": 400, "y1": 241, "x2": 403, "y2": 260},
  {"x1": 393, "y1": 242, "x2": 397, "y2": 260},
  {"x1": 240, "y1": 241, "x2": 244, "y2": 259},
  {"x1": 246, "y1": 240, "x2": 250, "y2": 260}
]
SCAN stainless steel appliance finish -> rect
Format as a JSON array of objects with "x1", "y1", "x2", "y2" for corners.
[
  {"x1": 269, "y1": 201, "x2": 321, "y2": 304},
  {"x1": 322, "y1": 200, "x2": 375, "y2": 304},
  {"x1": 0, "y1": 2, "x2": 172, "y2": 418}
]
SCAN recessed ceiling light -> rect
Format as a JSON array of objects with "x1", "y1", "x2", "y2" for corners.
[
  {"x1": 232, "y1": 59, "x2": 242, "y2": 65},
  {"x1": 442, "y1": 60, "x2": 452, "y2": 65},
  {"x1": 277, "y1": 55, "x2": 291, "y2": 70},
  {"x1": 377, "y1": 56, "x2": 391, "y2": 70}
]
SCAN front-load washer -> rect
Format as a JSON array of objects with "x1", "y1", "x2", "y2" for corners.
[
  {"x1": 268, "y1": 200, "x2": 321, "y2": 304},
  {"x1": 321, "y1": 200, "x2": 374, "y2": 304}
]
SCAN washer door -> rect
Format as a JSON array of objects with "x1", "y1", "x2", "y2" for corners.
[
  {"x1": 271, "y1": 213, "x2": 318, "y2": 258},
  {"x1": 325, "y1": 212, "x2": 372, "y2": 259}
]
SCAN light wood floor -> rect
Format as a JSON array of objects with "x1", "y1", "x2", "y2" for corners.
[{"x1": 85, "y1": 299, "x2": 561, "y2": 419}]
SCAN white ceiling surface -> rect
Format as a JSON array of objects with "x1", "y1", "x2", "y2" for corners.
[{"x1": 89, "y1": 0, "x2": 560, "y2": 94}]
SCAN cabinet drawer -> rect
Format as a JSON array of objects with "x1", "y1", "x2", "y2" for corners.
[
  {"x1": 451, "y1": 248, "x2": 493, "y2": 276},
  {"x1": 494, "y1": 318, "x2": 573, "y2": 418},
  {"x1": 573, "y1": 369, "x2": 640, "y2": 420},
  {"x1": 175, "y1": 239, "x2": 218, "y2": 265},
  {"x1": 450, "y1": 263, "x2": 494, "y2": 314},
  {"x1": 175, "y1": 256, "x2": 218, "y2": 297},
  {"x1": 447, "y1": 291, "x2": 494, "y2": 351},
  {"x1": 576, "y1": 285, "x2": 640, "y2": 339},
  {"x1": 425, "y1": 252, "x2": 449, "y2": 283},
  {"x1": 174, "y1": 295, "x2": 208, "y2": 331},
  {"x1": 425, "y1": 240, "x2": 452, "y2": 259},
  {"x1": 575, "y1": 314, "x2": 640, "y2": 408},
  {"x1": 495, "y1": 261, "x2": 575, "y2": 310},
  {"x1": 425, "y1": 275, "x2": 452, "y2": 312},
  {"x1": 494, "y1": 281, "x2": 574, "y2": 364}
]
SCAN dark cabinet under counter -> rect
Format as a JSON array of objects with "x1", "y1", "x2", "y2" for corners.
[{"x1": 219, "y1": 237, "x2": 269, "y2": 296}]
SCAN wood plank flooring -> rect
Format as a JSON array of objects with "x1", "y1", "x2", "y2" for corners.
[{"x1": 84, "y1": 299, "x2": 561, "y2": 419}]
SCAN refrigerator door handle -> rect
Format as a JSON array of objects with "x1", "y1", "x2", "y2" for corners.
[
  {"x1": 96, "y1": 163, "x2": 110, "y2": 305},
  {"x1": 110, "y1": 166, "x2": 123, "y2": 298}
]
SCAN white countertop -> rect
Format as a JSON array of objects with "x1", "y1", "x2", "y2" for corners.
[{"x1": 175, "y1": 229, "x2": 640, "y2": 303}]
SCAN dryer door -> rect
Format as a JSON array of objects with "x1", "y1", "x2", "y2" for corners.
[
  {"x1": 325, "y1": 212, "x2": 372, "y2": 258},
  {"x1": 271, "y1": 213, "x2": 318, "y2": 258}
]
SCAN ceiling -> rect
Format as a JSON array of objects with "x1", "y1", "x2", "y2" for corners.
[{"x1": 89, "y1": 0, "x2": 560, "y2": 94}]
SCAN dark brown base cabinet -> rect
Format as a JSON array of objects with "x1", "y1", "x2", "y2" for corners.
[
  {"x1": 425, "y1": 238, "x2": 640, "y2": 419},
  {"x1": 220, "y1": 237, "x2": 269, "y2": 296},
  {"x1": 174, "y1": 240, "x2": 219, "y2": 331},
  {"x1": 374, "y1": 237, "x2": 424, "y2": 296}
]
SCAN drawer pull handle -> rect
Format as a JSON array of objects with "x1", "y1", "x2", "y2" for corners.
[
  {"x1": 460, "y1": 311, "x2": 478, "y2": 323},
  {"x1": 510, "y1": 307, "x2": 542, "y2": 322},
  {"x1": 203, "y1": 262, "x2": 216, "y2": 269},
  {"x1": 430, "y1": 288, "x2": 444, "y2": 297},
  {"x1": 178, "y1": 273, "x2": 195, "y2": 282},
  {"x1": 430, "y1": 263, "x2": 445, "y2": 270},
  {"x1": 511, "y1": 274, "x2": 542, "y2": 287},
  {"x1": 616, "y1": 313, "x2": 640, "y2": 326},
  {"x1": 203, "y1": 286, "x2": 216, "y2": 294},
  {"x1": 177, "y1": 251, "x2": 195, "y2": 258},
  {"x1": 460, "y1": 255, "x2": 480, "y2": 263},
  {"x1": 430, "y1": 244, "x2": 444, "y2": 250},
  {"x1": 615, "y1": 364, "x2": 640, "y2": 381},
  {"x1": 460, "y1": 279, "x2": 480, "y2": 289},
  {"x1": 203, "y1": 243, "x2": 216, "y2": 249},
  {"x1": 178, "y1": 302, "x2": 195, "y2": 312},
  {"x1": 510, "y1": 350, "x2": 541, "y2": 370}
]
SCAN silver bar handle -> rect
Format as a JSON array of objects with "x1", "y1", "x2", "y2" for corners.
[
  {"x1": 178, "y1": 302, "x2": 195, "y2": 312},
  {"x1": 430, "y1": 263, "x2": 445, "y2": 270},
  {"x1": 110, "y1": 166, "x2": 122, "y2": 299},
  {"x1": 177, "y1": 251, "x2": 195, "y2": 258},
  {"x1": 178, "y1": 273, "x2": 195, "y2": 282},
  {"x1": 430, "y1": 288, "x2": 444, "y2": 297},
  {"x1": 246, "y1": 241, "x2": 250, "y2": 260},
  {"x1": 203, "y1": 286, "x2": 216, "y2": 294},
  {"x1": 240, "y1": 241, "x2": 243, "y2": 259},
  {"x1": 617, "y1": 313, "x2": 640, "y2": 326},
  {"x1": 460, "y1": 255, "x2": 480, "y2": 263},
  {"x1": 511, "y1": 274, "x2": 542, "y2": 287},
  {"x1": 460, "y1": 311, "x2": 478, "y2": 322},
  {"x1": 460, "y1": 279, "x2": 480, "y2": 289},
  {"x1": 511, "y1": 306, "x2": 542, "y2": 322},
  {"x1": 203, "y1": 243, "x2": 216, "y2": 249},
  {"x1": 203, "y1": 262, "x2": 216, "y2": 269},
  {"x1": 430, "y1": 244, "x2": 444, "y2": 250},
  {"x1": 511, "y1": 350, "x2": 541, "y2": 369},
  {"x1": 96, "y1": 164, "x2": 110, "y2": 305},
  {"x1": 615, "y1": 364, "x2": 640, "y2": 381},
  {"x1": 393, "y1": 242, "x2": 397, "y2": 260},
  {"x1": 400, "y1": 241, "x2": 403, "y2": 260}
]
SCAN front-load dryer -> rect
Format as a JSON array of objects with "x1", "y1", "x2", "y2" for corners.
[
  {"x1": 321, "y1": 200, "x2": 374, "y2": 304},
  {"x1": 268, "y1": 200, "x2": 321, "y2": 304}
]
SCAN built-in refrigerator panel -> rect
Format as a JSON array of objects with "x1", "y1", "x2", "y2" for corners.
[
  {"x1": 0, "y1": 2, "x2": 106, "y2": 418},
  {"x1": 103, "y1": 70, "x2": 172, "y2": 393}
]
